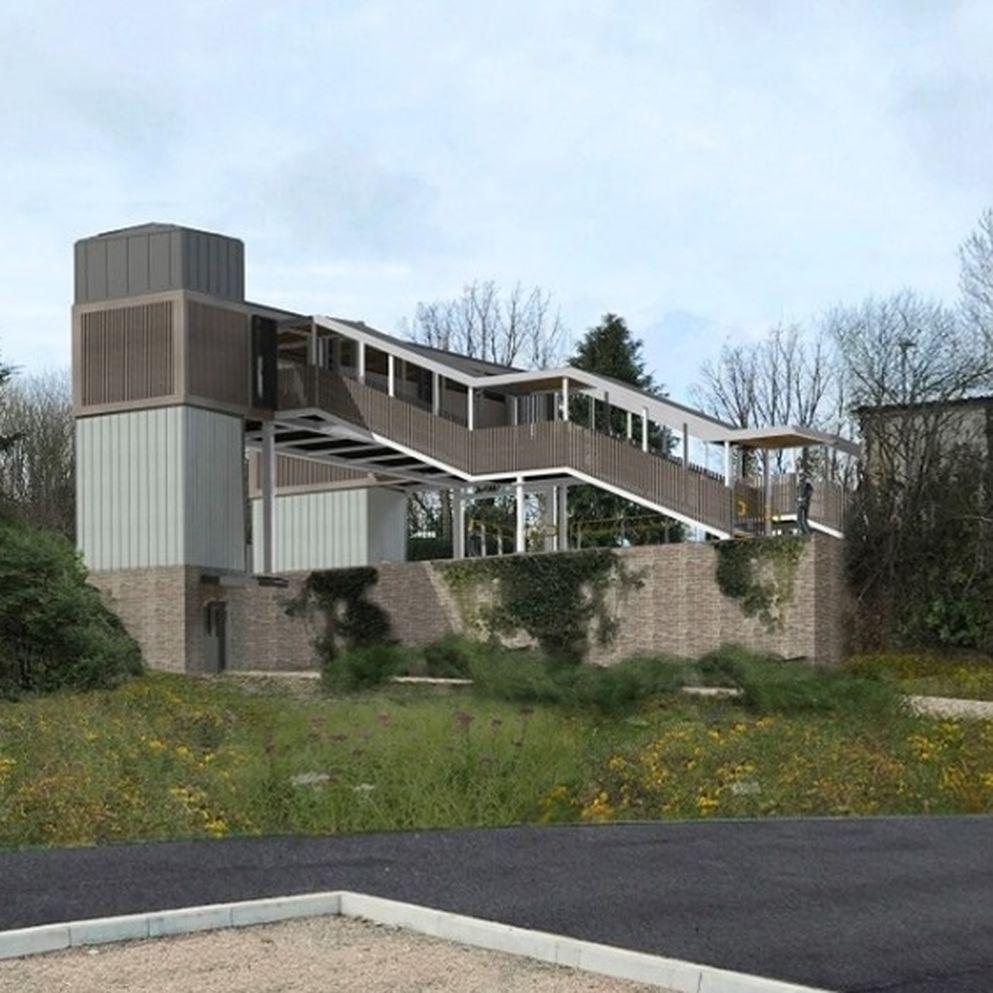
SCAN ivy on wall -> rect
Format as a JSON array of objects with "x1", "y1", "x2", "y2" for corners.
[
  {"x1": 440, "y1": 550, "x2": 640, "y2": 664},
  {"x1": 286, "y1": 567, "x2": 391, "y2": 662},
  {"x1": 714, "y1": 536, "x2": 807, "y2": 631}
]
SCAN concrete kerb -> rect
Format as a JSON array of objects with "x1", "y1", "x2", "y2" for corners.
[{"x1": 0, "y1": 890, "x2": 835, "y2": 993}]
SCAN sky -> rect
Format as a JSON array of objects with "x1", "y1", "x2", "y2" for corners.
[{"x1": 2, "y1": 1, "x2": 992, "y2": 403}]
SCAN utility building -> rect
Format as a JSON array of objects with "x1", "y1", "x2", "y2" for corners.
[{"x1": 73, "y1": 223, "x2": 858, "y2": 672}]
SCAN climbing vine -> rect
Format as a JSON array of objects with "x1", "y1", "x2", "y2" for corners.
[
  {"x1": 286, "y1": 567, "x2": 392, "y2": 663},
  {"x1": 440, "y1": 550, "x2": 640, "y2": 664},
  {"x1": 714, "y1": 536, "x2": 807, "y2": 631}
]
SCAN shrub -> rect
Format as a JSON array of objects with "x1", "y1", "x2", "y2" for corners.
[
  {"x1": 466, "y1": 644, "x2": 688, "y2": 715},
  {"x1": 0, "y1": 521, "x2": 142, "y2": 698},
  {"x1": 322, "y1": 643, "x2": 409, "y2": 693},
  {"x1": 422, "y1": 635, "x2": 479, "y2": 679},
  {"x1": 569, "y1": 654, "x2": 688, "y2": 715},
  {"x1": 467, "y1": 647, "x2": 565, "y2": 706},
  {"x1": 696, "y1": 643, "x2": 900, "y2": 718}
]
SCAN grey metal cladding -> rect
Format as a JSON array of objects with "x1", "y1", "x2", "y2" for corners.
[{"x1": 74, "y1": 223, "x2": 245, "y2": 304}]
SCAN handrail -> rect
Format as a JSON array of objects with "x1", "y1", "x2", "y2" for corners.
[{"x1": 277, "y1": 365, "x2": 849, "y2": 536}]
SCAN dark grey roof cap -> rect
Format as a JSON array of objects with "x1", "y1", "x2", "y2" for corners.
[{"x1": 74, "y1": 223, "x2": 245, "y2": 305}]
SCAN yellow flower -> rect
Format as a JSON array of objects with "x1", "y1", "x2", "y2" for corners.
[{"x1": 147, "y1": 739, "x2": 166, "y2": 752}]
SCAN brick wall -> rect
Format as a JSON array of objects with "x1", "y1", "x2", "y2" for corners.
[{"x1": 91, "y1": 535, "x2": 849, "y2": 673}]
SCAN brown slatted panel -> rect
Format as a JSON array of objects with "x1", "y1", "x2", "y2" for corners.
[
  {"x1": 187, "y1": 301, "x2": 250, "y2": 407},
  {"x1": 80, "y1": 301, "x2": 174, "y2": 406},
  {"x1": 247, "y1": 452, "x2": 366, "y2": 494}
]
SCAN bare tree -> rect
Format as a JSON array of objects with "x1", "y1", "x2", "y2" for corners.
[
  {"x1": 960, "y1": 206, "x2": 993, "y2": 343},
  {"x1": 692, "y1": 323, "x2": 838, "y2": 474},
  {"x1": 0, "y1": 370, "x2": 75, "y2": 537},
  {"x1": 827, "y1": 289, "x2": 993, "y2": 650},
  {"x1": 402, "y1": 280, "x2": 567, "y2": 369}
]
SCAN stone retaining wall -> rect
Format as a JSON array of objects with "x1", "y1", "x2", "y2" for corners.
[{"x1": 91, "y1": 534, "x2": 849, "y2": 672}]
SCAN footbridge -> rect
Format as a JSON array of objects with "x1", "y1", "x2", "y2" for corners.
[{"x1": 246, "y1": 316, "x2": 858, "y2": 549}]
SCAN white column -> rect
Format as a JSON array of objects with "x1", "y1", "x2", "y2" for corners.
[
  {"x1": 515, "y1": 476, "x2": 526, "y2": 553},
  {"x1": 453, "y1": 488, "x2": 466, "y2": 559},
  {"x1": 682, "y1": 422, "x2": 689, "y2": 467},
  {"x1": 723, "y1": 441, "x2": 733, "y2": 486},
  {"x1": 387, "y1": 354, "x2": 395, "y2": 397},
  {"x1": 626, "y1": 410, "x2": 633, "y2": 441},
  {"x1": 261, "y1": 421, "x2": 277, "y2": 574},
  {"x1": 561, "y1": 377, "x2": 570, "y2": 421},
  {"x1": 641, "y1": 407, "x2": 649, "y2": 452},
  {"x1": 543, "y1": 488, "x2": 556, "y2": 552},
  {"x1": 557, "y1": 484, "x2": 568, "y2": 550},
  {"x1": 357, "y1": 340, "x2": 366, "y2": 384},
  {"x1": 763, "y1": 448, "x2": 772, "y2": 536},
  {"x1": 467, "y1": 386, "x2": 475, "y2": 430},
  {"x1": 512, "y1": 396, "x2": 519, "y2": 426},
  {"x1": 432, "y1": 373, "x2": 441, "y2": 416}
]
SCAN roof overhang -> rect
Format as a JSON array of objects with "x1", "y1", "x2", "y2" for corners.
[{"x1": 727, "y1": 425, "x2": 862, "y2": 458}]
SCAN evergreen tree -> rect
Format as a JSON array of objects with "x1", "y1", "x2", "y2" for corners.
[
  {"x1": 570, "y1": 313, "x2": 655, "y2": 390},
  {"x1": 566, "y1": 315, "x2": 685, "y2": 546}
]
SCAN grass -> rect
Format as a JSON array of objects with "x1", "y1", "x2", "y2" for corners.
[
  {"x1": 846, "y1": 650, "x2": 993, "y2": 701},
  {"x1": 2, "y1": 654, "x2": 993, "y2": 849}
]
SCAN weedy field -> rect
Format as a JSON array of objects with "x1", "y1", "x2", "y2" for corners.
[{"x1": 2, "y1": 645, "x2": 993, "y2": 848}]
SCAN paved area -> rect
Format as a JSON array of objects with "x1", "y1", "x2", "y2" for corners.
[
  {"x1": 1, "y1": 916, "x2": 662, "y2": 993},
  {"x1": 3, "y1": 818, "x2": 993, "y2": 993}
]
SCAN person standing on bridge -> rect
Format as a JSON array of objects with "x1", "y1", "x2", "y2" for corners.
[{"x1": 796, "y1": 477, "x2": 814, "y2": 534}]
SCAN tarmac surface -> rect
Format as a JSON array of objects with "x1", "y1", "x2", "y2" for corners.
[{"x1": 3, "y1": 817, "x2": 992, "y2": 993}]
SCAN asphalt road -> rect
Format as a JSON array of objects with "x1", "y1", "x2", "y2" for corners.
[{"x1": 2, "y1": 818, "x2": 992, "y2": 993}]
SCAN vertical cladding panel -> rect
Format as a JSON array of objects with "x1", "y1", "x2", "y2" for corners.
[
  {"x1": 77, "y1": 407, "x2": 241, "y2": 571},
  {"x1": 183, "y1": 407, "x2": 245, "y2": 571},
  {"x1": 85, "y1": 239, "x2": 108, "y2": 301},
  {"x1": 148, "y1": 232, "x2": 173, "y2": 291},
  {"x1": 368, "y1": 489, "x2": 408, "y2": 563},
  {"x1": 106, "y1": 238, "x2": 128, "y2": 298},
  {"x1": 127, "y1": 235, "x2": 150, "y2": 294},
  {"x1": 251, "y1": 490, "x2": 372, "y2": 572}
]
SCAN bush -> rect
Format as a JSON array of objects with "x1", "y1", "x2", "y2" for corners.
[
  {"x1": 0, "y1": 521, "x2": 142, "y2": 698},
  {"x1": 465, "y1": 643, "x2": 688, "y2": 715},
  {"x1": 467, "y1": 647, "x2": 565, "y2": 706},
  {"x1": 322, "y1": 643, "x2": 409, "y2": 693},
  {"x1": 569, "y1": 654, "x2": 688, "y2": 715},
  {"x1": 696, "y1": 643, "x2": 900, "y2": 718},
  {"x1": 422, "y1": 635, "x2": 478, "y2": 678}
]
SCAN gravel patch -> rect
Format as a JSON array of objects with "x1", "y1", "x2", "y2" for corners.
[{"x1": 0, "y1": 915, "x2": 669, "y2": 993}]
